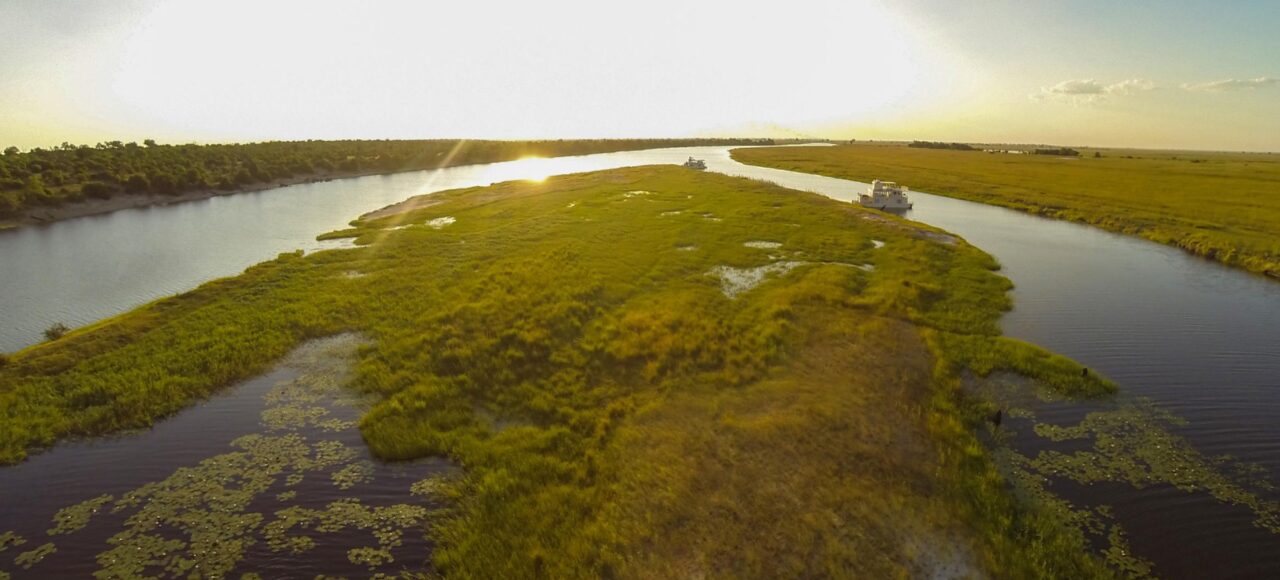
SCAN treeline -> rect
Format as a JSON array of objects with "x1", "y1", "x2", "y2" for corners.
[
  {"x1": 1034, "y1": 147, "x2": 1080, "y2": 157},
  {"x1": 0, "y1": 138, "x2": 773, "y2": 218},
  {"x1": 907, "y1": 141, "x2": 976, "y2": 151}
]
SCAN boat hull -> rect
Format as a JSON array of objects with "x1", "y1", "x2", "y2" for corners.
[{"x1": 858, "y1": 202, "x2": 913, "y2": 210}]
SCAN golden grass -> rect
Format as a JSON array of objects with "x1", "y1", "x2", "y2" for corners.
[{"x1": 733, "y1": 144, "x2": 1280, "y2": 278}]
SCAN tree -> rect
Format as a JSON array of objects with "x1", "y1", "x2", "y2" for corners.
[
  {"x1": 3, "y1": 146, "x2": 18, "y2": 156},
  {"x1": 124, "y1": 174, "x2": 151, "y2": 193},
  {"x1": 144, "y1": 139, "x2": 158, "y2": 148}
]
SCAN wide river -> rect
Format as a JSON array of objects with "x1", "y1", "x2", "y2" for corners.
[{"x1": 2, "y1": 145, "x2": 1278, "y2": 577}]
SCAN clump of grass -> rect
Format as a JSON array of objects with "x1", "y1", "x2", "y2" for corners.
[{"x1": 42, "y1": 323, "x2": 70, "y2": 342}]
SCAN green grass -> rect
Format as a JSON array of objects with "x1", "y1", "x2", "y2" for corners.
[
  {"x1": 733, "y1": 144, "x2": 1280, "y2": 278},
  {"x1": 0, "y1": 166, "x2": 1117, "y2": 577}
]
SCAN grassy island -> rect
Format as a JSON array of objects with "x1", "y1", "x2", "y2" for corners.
[
  {"x1": 732, "y1": 144, "x2": 1280, "y2": 279},
  {"x1": 0, "y1": 166, "x2": 1122, "y2": 577}
]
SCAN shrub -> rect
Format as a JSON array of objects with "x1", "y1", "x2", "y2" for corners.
[
  {"x1": 124, "y1": 173, "x2": 151, "y2": 193},
  {"x1": 80, "y1": 181, "x2": 118, "y2": 199},
  {"x1": 43, "y1": 322, "x2": 71, "y2": 341}
]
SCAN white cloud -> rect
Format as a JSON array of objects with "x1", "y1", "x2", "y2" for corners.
[
  {"x1": 1032, "y1": 78, "x2": 1157, "y2": 103},
  {"x1": 1104, "y1": 78, "x2": 1157, "y2": 95},
  {"x1": 1182, "y1": 77, "x2": 1278, "y2": 92}
]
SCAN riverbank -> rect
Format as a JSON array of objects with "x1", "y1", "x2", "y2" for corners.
[
  {"x1": 5, "y1": 169, "x2": 386, "y2": 227},
  {"x1": 0, "y1": 165, "x2": 1127, "y2": 576},
  {"x1": 0, "y1": 138, "x2": 777, "y2": 231},
  {"x1": 731, "y1": 144, "x2": 1280, "y2": 279}
]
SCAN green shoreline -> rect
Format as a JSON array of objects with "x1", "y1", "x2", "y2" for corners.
[
  {"x1": 2, "y1": 166, "x2": 1126, "y2": 576},
  {"x1": 732, "y1": 144, "x2": 1280, "y2": 280},
  {"x1": 0, "y1": 138, "x2": 776, "y2": 230}
]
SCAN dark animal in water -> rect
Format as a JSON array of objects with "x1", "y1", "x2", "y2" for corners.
[{"x1": 990, "y1": 409, "x2": 1003, "y2": 428}]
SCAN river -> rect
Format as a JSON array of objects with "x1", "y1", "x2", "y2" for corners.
[{"x1": 1, "y1": 145, "x2": 1278, "y2": 577}]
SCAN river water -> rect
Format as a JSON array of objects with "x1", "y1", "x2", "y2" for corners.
[{"x1": 1, "y1": 145, "x2": 1278, "y2": 577}]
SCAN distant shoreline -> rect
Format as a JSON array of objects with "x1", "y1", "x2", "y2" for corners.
[{"x1": 1, "y1": 167, "x2": 418, "y2": 230}]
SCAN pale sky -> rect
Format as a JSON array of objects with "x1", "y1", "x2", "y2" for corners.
[{"x1": 1, "y1": 0, "x2": 1277, "y2": 151}]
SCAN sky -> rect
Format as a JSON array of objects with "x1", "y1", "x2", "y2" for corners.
[{"x1": 1, "y1": 0, "x2": 1277, "y2": 151}]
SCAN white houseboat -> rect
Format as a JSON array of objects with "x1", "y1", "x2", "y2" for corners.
[
  {"x1": 682, "y1": 157, "x2": 707, "y2": 170},
  {"x1": 858, "y1": 180, "x2": 912, "y2": 210}
]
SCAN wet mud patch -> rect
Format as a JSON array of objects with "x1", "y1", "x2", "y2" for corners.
[{"x1": 707, "y1": 262, "x2": 805, "y2": 298}]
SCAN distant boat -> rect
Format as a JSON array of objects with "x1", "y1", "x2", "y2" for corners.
[
  {"x1": 858, "y1": 180, "x2": 912, "y2": 210},
  {"x1": 682, "y1": 157, "x2": 707, "y2": 170}
]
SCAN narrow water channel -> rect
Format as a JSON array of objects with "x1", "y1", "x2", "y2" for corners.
[{"x1": 2, "y1": 145, "x2": 1277, "y2": 577}]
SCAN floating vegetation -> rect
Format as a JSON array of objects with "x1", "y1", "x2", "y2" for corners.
[
  {"x1": 0, "y1": 532, "x2": 23, "y2": 552},
  {"x1": 332, "y1": 461, "x2": 375, "y2": 490},
  {"x1": 0, "y1": 335, "x2": 445, "y2": 577},
  {"x1": 262, "y1": 507, "x2": 317, "y2": 555},
  {"x1": 260, "y1": 499, "x2": 426, "y2": 563},
  {"x1": 313, "y1": 440, "x2": 359, "y2": 469},
  {"x1": 427, "y1": 216, "x2": 456, "y2": 229},
  {"x1": 262, "y1": 405, "x2": 329, "y2": 430},
  {"x1": 348, "y1": 546, "x2": 393, "y2": 569},
  {"x1": 13, "y1": 543, "x2": 55, "y2": 570},
  {"x1": 1029, "y1": 406, "x2": 1280, "y2": 533},
  {"x1": 48, "y1": 494, "x2": 112, "y2": 536},
  {"x1": 707, "y1": 261, "x2": 805, "y2": 298},
  {"x1": 742, "y1": 240, "x2": 782, "y2": 249},
  {"x1": 969, "y1": 370, "x2": 1280, "y2": 576},
  {"x1": 317, "y1": 418, "x2": 358, "y2": 432},
  {"x1": 996, "y1": 449, "x2": 1156, "y2": 577},
  {"x1": 410, "y1": 476, "x2": 449, "y2": 499}
]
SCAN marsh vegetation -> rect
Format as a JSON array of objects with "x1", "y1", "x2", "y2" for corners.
[
  {"x1": 6, "y1": 165, "x2": 1268, "y2": 577},
  {"x1": 733, "y1": 144, "x2": 1280, "y2": 278}
]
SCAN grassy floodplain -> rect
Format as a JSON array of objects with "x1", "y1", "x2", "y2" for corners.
[
  {"x1": 0, "y1": 166, "x2": 1122, "y2": 577},
  {"x1": 732, "y1": 143, "x2": 1280, "y2": 278}
]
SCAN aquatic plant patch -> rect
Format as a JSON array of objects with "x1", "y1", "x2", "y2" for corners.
[{"x1": 0, "y1": 335, "x2": 446, "y2": 578}]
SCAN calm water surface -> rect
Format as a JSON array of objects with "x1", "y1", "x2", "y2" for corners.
[{"x1": 1, "y1": 145, "x2": 1278, "y2": 577}]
